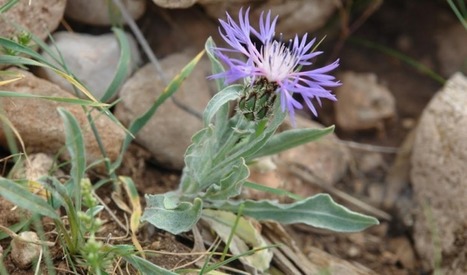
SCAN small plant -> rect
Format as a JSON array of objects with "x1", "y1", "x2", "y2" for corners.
[{"x1": 141, "y1": 8, "x2": 379, "y2": 271}]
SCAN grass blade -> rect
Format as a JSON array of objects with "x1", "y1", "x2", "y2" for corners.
[
  {"x1": 58, "y1": 108, "x2": 86, "y2": 211},
  {"x1": 100, "y1": 28, "x2": 132, "y2": 102},
  {"x1": 0, "y1": 178, "x2": 59, "y2": 219}
]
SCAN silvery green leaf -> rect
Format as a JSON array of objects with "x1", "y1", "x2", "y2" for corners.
[
  {"x1": 205, "y1": 37, "x2": 226, "y2": 91},
  {"x1": 212, "y1": 194, "x2": 379, "y2": 232},
  {"x1": 251, "y1": 125, "x2": 335, "y2": 159},
  {"x1": 204, "y1": 157, "x2": 249, "y2": 201},
  {"x1": 203, "y1": 84, "x2": 242, "y2": 126},
  {"x1": 141, "y1": 194, "x2": 203, "y2": 234}
]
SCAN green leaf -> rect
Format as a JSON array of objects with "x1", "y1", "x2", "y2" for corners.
[
  {"x1": 203, "y1": 157, "x2": 249, "y2": 201},
  {"x1": 203, "y1": 84, "x2": 242, "y2": 126},
  {"x1": 100, "y1": 28, "x2": 131, "y2": 102},
  {"x1": 141, "y1": 194, "x2": 203, "y2": 234},
  {"x1": 123, "y1": 254, "x2": 177, "y2": 275},
  {"x1": 0, "y1": 0, "x2": 19, "y2": 13},
  {"x1": 0, "y1": 90, "x2": 108, "y2": 107},
  {"x1": 213, "y1": 194, "x2": 379, "y2": 232},
  {"x1": 58, "y1": 108, "x2": 86, "y2": 211},
  {"x1": 243, "y1": 181, "x2": 302, "y2": 201},
  {"x1": 251, "y1": 125, "x2": 335, "y2": 159},
  {"x1": 112, "y1": 49, "x2": 205, "y2": 172},
  {"x1": 0, "y1": 178, "x2": 59, "y2": 219},
  {"x1": 205, "y1": 37, "x2": 226, "y2": 91}
]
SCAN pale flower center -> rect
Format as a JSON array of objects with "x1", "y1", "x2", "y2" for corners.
[{"x1": 258, "y1": 40, "x2": 298, "y2": 82}]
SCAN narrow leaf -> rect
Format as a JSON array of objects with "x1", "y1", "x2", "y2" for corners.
[
  {"x1": 213, "y1": 194, "x2": 379, "y2": 232},
  {"x1": 251, "y1": 125, "x2": 335, "y2": 159},
  {"x1": 203, "y1": 84, "x2": 242, "y2": 126},
  {"x1": 58, "y1": 108, "x2": 86, "y2": 211},
  {"x1": 0, "y1": 91, "x2": 108, "y2": 107},
  {"x1": 100, "y1": 28, "x2": 131, "y2": 102},
  {"x1": 123, "y1": 254, "x2": 177, "y2": 275},
  {"x1": 0, "y1": 178, "x2": 59, "y2": 219}
]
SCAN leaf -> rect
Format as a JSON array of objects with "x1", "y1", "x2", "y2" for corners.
[
  {"x1": 203, "y1": 157, "x2": 249, "y2": 201},
  {"x1": 58, "y1": 108, "x2": 86, "y2": 211},
  {"x1": 0, "y1": 90, "x2": 108, "y2": 107},
  {"x1": 213, "y1": 194, "x2": 379, "y2": 232},
  {"x1": 0, "y1": 178, "x2": 59, "y2": 219},
  {"x1": 205, "y1": 37, "x2": 226, "y2": 91},
  {"x1": 251, "y1": 125, "x2": 335, "y2": 159},
  {"x1": 243, "y1": 181, "x2": 302, "y2": 201},
  {"x1": 100, "y1": 28, "x2": 131, "y2": 102},
  {"x1": 203, "y1": 84, "x2": 242, "y2": 126},
  {"x1": 201, "y1": 209, "x2": 273, "y2": 272},
  {"x1": 141, "y1": 194, "x2": 203, "y2": 234},
  {"x1": 123, "y1": 254, "x2": 177, "y2": 275},
  {"x1": 119, "y1": 176, "x2": 144, "y2": 255}
]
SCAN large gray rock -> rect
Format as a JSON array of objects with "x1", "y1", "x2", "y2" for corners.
[
  {"x1": 38, "y1": 32, "x2": 141, "y2": 101},
  {"x1": 65, "y1": 0, "x2": 146, "y2": 26},
  {"x1": 199, "y1": 0, "x2": 340, "y2": 37},
  {"x1": 0, "y1": 69, "x2": 125, "y2": 169},
  {"x1": 335, "y1": 72, "x2": 396, "y2": 131},
  {"x1": 115, "y1": 52, "x2": 213, "y2": 170},
  {"x1": 0, "y1": 0, "x2": 65, "y2": 42},
  {"x1": 411, "y1": 73, "x2": 467, "y2": 274}
]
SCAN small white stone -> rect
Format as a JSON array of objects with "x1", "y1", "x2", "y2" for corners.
[{"x1": 11, "y1": 231, "x2": 41, "y2": 270}]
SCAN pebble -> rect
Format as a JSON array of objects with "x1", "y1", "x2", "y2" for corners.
[{"x1": 335, "y1": 71, "x2": 396, "y2": 131}]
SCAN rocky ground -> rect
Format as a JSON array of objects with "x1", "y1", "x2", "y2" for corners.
[{"x1": 0, "y1": 0, "x2": 466, "y2": 274}]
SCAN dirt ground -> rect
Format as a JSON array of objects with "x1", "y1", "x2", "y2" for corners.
[{"x1": 0, "y1": 0, "x2": 461, "y2": 274}]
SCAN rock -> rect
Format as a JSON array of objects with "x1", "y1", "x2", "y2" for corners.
[
  {"x1": 38, "y1": 32, "x2": 141, "y2": 101},
  {"x1": 11, "y1": 231, "x2": 41, "y2": 269},
  {"x1": 199, "y1": 0, "x2": 340, "y2": 37},
  {"x1": 436, "y1": 24, "x2": 467, "y2": 77},
  {"x1": 278, "y1": 117, "x2": 350, "y2": 185},
  {"x1": 411, "y1": 73, "x2": 467, "y2": 274},
  {"x1": 0, "y1": 0, "x2": 65, "y2": 41},
  {"x1": 152, "y1": 0, "x2": 197, "y2": 8},
  {"x1": 0, "y1": 69, "x2": 125, "y2": 170},
  {"x1": 335, "y1": 72, "x2": 396, "y2": 131},
  {"x1": 115, "y1": 52, "x2": 213, "y2": 170},
  {"x1": 247, "y1": 116, "x2": 350, "y2": 198},
  {"x1": 65, "y1": 0, "x2": 146, "y2": 26}
]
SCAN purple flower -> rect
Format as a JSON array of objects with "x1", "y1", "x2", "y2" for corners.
[{"x1": 212, "y1": 8, "x2": 341, "y2": 123}]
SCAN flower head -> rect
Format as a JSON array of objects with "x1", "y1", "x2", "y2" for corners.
[{"x1": 211, "y1": 8, "x2": 341, "y2": 124}]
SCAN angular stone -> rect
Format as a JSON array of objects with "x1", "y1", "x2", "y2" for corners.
[
  {"x1": 38, "y1": 31, "x2": 141, "y2": 101},
  {"x1": 115, "y1": 51, "x2": 213, "y2": 170},
  {"x1": 411, "y1": 73, "x2": 467, "y2": 274},
  {"x1": 0, "y1": 69, "x2": 125, "y2": 169},
  {"x1": 335, "y1": 72, "x2": 396, "y2": 131},
  {"x1": 65, "y1": 0, "x2": 146, "y2": 26}
]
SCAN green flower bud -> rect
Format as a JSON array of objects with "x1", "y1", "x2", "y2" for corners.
[{"x1": 238, "y1": 77, "x2": 278, "y2": 122}]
